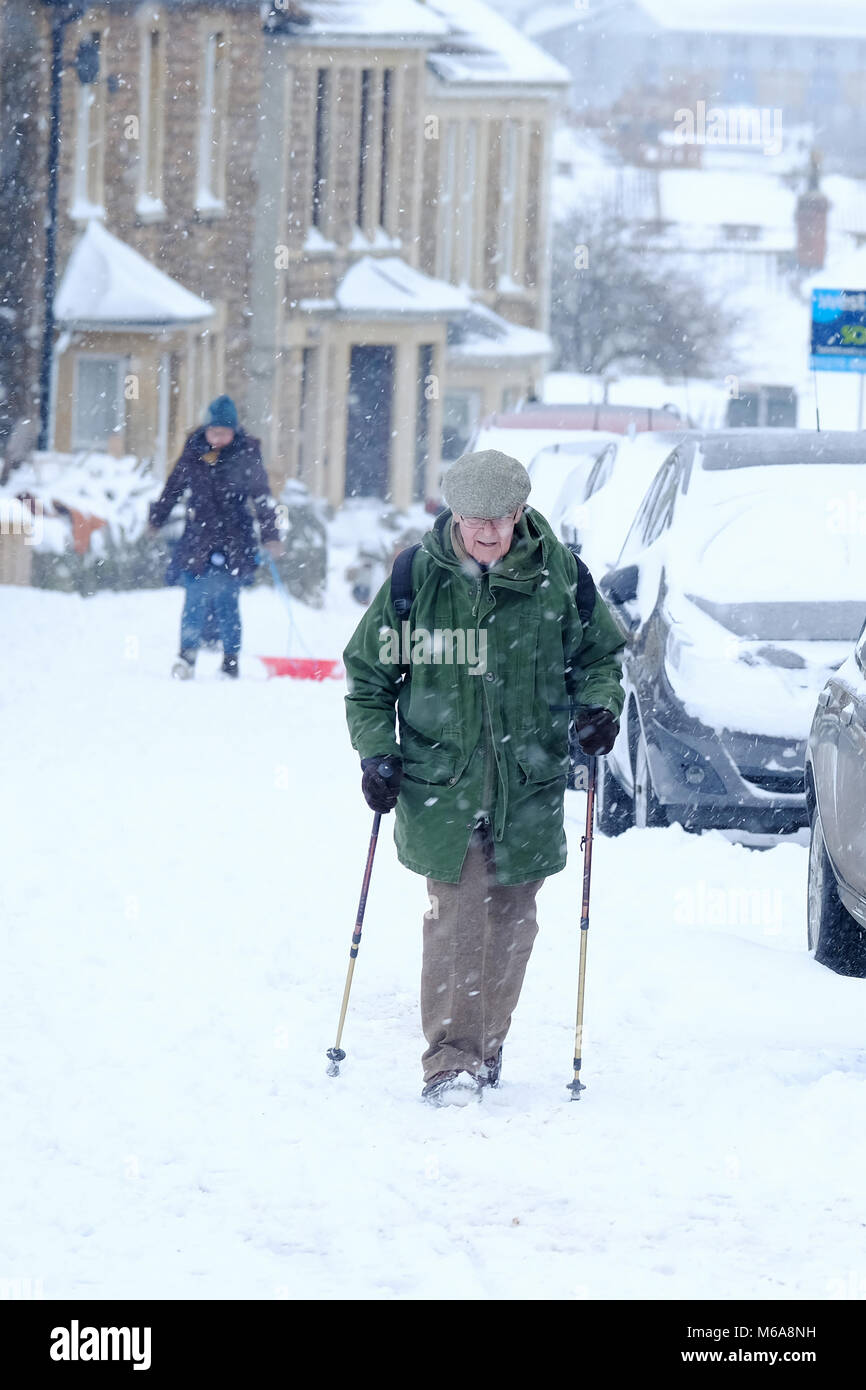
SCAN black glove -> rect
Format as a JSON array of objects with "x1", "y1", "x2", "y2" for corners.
[
  {"x1": 360, "y1": 757, "x2": 403, "y2": 813},
  {"x1": 573, "y1": 706, "x2": 619, "y2": 756}
]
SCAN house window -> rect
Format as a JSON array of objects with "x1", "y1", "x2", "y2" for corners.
[
  {"x1": 357, "y1": 69, "x2": 372, "y2": 229},
  {"x1": 499, "y1": 120, "x2": 520, "y2": 286},
  {"x1": 436, "y1": 122, "x2": 458, "y2": 281},
  {"x1": 458, "y1": 121, "x2": 478, "y2": 286},
  {"x1": 379, "y1": 67, "x2": 394, "y2": 232},
  {"x1": 138, "y1": 26, "x2": 165, "y2": 217},
  {"x1": 73, "y1": 355, "x2": 124, "y2": 448},
  {"x1": 71, "y1": 33, "x2": 105, "y2": 217},
  {"x1": 312, "y1": 68, "x2": 330, "y2": 230},
  {"x1": 722, "y1": 223, "x2": 759, "y2": 242},
  {"x1": 197, "y1": 32, "x2": 228, "y2": 212}
]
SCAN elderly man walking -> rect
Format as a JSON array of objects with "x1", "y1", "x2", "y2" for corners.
[{"x1": 343, "y1": 450, "x2": 626, "y2": 1105}]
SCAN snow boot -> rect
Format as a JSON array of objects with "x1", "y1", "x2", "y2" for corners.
[
  {"x1": 478, "y1": 1048, "x2": 502, "y2": 1089},
  {"x1": 421, "y1": 1070, "x2": 481, "y2": 1107},
  {"x1": 221, "y1": 654, "x2": 239, "y2": 679},
  {"x1": 172, "y1": 650, "x2": 196, "y2": 680}
]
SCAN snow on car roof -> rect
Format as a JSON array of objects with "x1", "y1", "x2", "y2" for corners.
[
  {"x1": 695, "y1": 430, "x2": 866, "y2": 469},
  {"x1": 469, "y1": 427, "x2": 597, "y2": 468}
]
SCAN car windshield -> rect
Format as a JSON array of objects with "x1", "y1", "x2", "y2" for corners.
[
  {"x1": 673, "y1": 463, "x2": 866, "y2": 627},
  {"x1": 687, "y1": 596, "x2": 866, "y2": 641}
]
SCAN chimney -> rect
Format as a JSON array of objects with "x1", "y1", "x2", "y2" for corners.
[{"x1": 796, "y1": 150, "x2": 830, "y2": 271}]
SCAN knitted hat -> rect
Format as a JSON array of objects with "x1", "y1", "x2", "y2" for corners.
[
  {"x1": 206, "y1": 395, "x2": 239, "y2": 430},
  {"x1": 443, "y1": 449, "x2": 532, "y2": 518}
]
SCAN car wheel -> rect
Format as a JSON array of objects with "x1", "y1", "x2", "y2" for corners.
[
  {"x1": 633, "y1": 732, "x2": 667, "y2": 829},
  {"x1": 595, "y1": 756, "x2": 634, "y2": 837},
  {"x1": 807, "y1": 805, "x2": 866, "y2": 976}
]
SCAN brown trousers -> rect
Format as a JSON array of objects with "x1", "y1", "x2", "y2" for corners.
[{"x1": 421, "y1": 827, "x2": 544, "y2": 1081}]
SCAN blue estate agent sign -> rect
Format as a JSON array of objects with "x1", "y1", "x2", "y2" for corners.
[{"x1": 811, "y1": 288, "x2": 866, "y2": 373}]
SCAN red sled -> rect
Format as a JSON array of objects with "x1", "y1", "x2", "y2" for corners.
[{"x1": 258, "y1": 655, "x2": 344, "y2": 681}]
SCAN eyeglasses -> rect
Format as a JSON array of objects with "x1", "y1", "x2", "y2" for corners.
[{"x1": 457, "y1": 510, "x2": 519, "y2": 531}]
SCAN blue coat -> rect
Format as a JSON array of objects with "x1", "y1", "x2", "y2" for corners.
[{"x1": 150, "y1": 428, "x2": 279, "y2": 585}]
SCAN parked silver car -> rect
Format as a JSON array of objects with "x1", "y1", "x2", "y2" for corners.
[{"x1": 805, "y1": 620, "x2": 866, "y2": 976}]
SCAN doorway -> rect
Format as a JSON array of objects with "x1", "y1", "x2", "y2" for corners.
[{"x1": 345, "y1": 345, "x2": 394, "y2": 498}]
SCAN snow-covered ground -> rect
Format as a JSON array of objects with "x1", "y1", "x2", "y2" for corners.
[{"x1": 3, "y1": 560, "x2": 866, "y2": 1301}]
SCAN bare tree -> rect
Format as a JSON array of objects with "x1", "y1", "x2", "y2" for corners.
[{"x1": 550, "y1": 204, "x2": 739, "y2": 379}]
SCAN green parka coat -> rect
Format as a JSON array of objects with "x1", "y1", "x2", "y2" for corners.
[{"x1": 343, "y1": 507, "x2": 625, "y2": 885}]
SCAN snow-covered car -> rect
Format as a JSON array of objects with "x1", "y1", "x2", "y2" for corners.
[
  {"x1": 559, "y1": 430, "x2": 697, "y2": 577},
  {"x1": 805, "y1": 620, "x2": 866, "y2": 975},
  {"x1": 525, "y1": 435, "x2": 618, "y2": 525},
  {"x1": 467, "y1": 401, "x2": 686, "y2": 469},
  {"x1": 595, "y1": 429, "x2": 866, "y2": 838}
]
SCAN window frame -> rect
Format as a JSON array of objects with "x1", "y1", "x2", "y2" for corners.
[
  {"x1": 311, "y1": 66, "x2": 331, "y2": 232},
  {"x1": 196, "y1": 30, "x2": 229, "y2": 215},
  {"x1": 498, "y1": 119, "x2": 520, "y2": 286},
  {"x1": 137, "y1": 20, "x2": 166, "y2": 218},
  {"x1": 436, "y1": 122, "x2": 458, "y2": 282},
  {"x1": 71, "y1": 31, "x2": 105, "y2": 218}
]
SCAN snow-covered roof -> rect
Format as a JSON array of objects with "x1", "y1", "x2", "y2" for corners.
[
  {"x1": 335, "y1": 256, "x2": 471, "y2": 317},
  {"x1": 447, "y1": 301, "x2": 551, "y2": 364},
  {"x1": 639, "y1": 0, "x2": 866, "y2": 38},
  {"x1": 425, "y1": 0, "x2": 570, "y2": 87},
  {"x1": 659, "y1": 170, "x2": 795, "y2": 236},
  {"x1": 288, "y1": 1, "x2": 449, "y2": 40},
  {"x1": 55, "y1": 222, "x2": 214, "y2": 328},
  {"x1": 554, "y1": 148, "x2": 866, "y2": 256}
]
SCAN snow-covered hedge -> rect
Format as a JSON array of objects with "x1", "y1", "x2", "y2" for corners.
[
  {"x1": 0, "y1": 450, "x2": 329, "y2": 603},
  {"x1": 0, "y1": 451, "x2": 166, "y2": 594}
]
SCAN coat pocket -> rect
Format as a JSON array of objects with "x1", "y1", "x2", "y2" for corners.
[
  {"x1": 399, "y1": 724, "x2": 462, "y2": 785},
  {"x1": 514, "y1": 737, "x2": 569, "y2": 785}
]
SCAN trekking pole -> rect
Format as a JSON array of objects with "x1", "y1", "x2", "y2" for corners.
[
  {"x1": 567, "y1": 755, "x2": 598, "y2": 1100},
  {"x1": 326, "y1": 765, "x2": 393, "y2": 1077}
]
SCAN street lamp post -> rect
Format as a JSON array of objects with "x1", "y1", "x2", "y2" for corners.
[{"x1": 38, "y1": 1, "x2": 88, "y2": 451}]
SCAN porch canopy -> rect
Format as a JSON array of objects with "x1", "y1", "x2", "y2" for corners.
[
  {"x1": 55, "y1": 221, "x2": 213, "y2": 329},
  {"x1": 335, "y1": 255, "x2": 471, "y2": 319}
]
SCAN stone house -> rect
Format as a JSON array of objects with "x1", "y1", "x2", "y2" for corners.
[{"x1": 6, "y1": 0, "x2": 567, "y2": 505}]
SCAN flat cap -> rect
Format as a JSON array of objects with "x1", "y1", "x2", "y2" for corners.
[{"x1": 442, "y1": 449, "x2": 531, "y2": 519}]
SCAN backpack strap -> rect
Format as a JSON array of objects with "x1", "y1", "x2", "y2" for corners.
[
  {"x1": 390, "y1": 543, "x2": 422, "y2": 620},
  {"x1": 566, "y1": 542, "x2": 598, "y2": 629}
]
